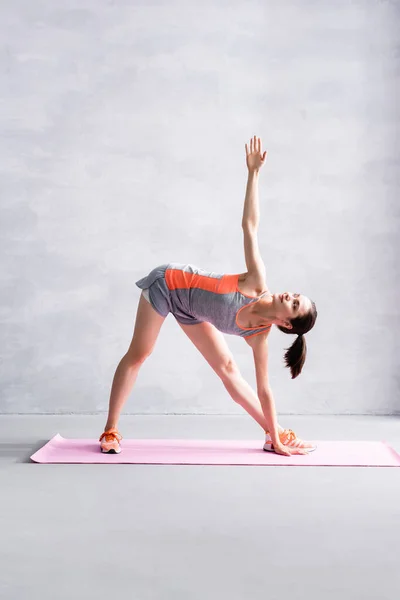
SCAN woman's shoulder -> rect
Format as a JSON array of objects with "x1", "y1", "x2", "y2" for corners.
[
  {"x1": 237, "y1": 271, "x2": 269, "y2": 297},
  {"x1": 243, "y1": 329, "x2": 271, "y2": 347}
]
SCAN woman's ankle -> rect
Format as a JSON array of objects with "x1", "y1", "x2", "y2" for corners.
[
  {"x1": 104, "y1": 424, "x2": 118, "y2": 432},
  {"x1": 265, "y1": 425, "x2": 285, "y2": 435}
]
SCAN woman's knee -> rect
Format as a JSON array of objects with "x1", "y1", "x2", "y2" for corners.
[
  {"x1": 124, "y1": 295, "x2": 166, "y2": 365},
  {"x1": 125, "y1": 346, "x2": 152, "y2": 366},
  {"x1": 217, "y1": 357, "x2": 240, "y2": 380}
]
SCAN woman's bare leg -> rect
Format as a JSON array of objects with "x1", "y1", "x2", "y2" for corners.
[
  {"x1": 104, "y1": 357, "x2": 142, "y2": 431},
  {"x1": 104, "y1": 293, "x2": 166, "y2": 431},
  {"x1": 176, "y1": 321, "x2": 284, "y2": 434},
  {"x1": 220, "y1": 372, "x2": 284, "y2": 434}
]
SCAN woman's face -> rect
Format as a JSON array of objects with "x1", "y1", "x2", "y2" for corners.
[{"x1": 273, "y1": 292, "x2": 310, "y2": 322}]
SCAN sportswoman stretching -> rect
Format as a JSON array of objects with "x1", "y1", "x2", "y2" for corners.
[{"x1": 99, "y1": 136, "x2": 318, "y2": 457}]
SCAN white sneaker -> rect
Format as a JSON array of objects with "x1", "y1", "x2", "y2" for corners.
[
  {"x1": 99, "y1": 428, "x2": 123, "y2": 454},
  {"x1": 263, "y1": 429, "x2": 317, "y2": 452}
]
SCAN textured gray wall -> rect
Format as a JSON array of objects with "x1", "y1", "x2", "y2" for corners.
[{"x1": 1, "y1": 0, "x2": 399, "y2": 415}]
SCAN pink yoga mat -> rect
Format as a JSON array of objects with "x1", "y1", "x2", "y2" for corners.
[{"x1": 30, "y1": 434, "x2": 400, "y2": 466}]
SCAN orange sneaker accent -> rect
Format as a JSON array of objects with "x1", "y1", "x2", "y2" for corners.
[
  {"x1": 99, "y1": 428, "x2": 123, "y2": 454},
  {"x1": 280, "y1": 428, "x2": 316, "y2": 450},
  {"x1": 263, "y1": 428, "x2": 317, "y2": 452},
  {"x1": 281, "y1": 429, "x2": 296, "y2": 445}
]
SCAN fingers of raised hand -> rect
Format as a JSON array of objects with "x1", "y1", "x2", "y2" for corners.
[{"x1": 248, "y1": 136, "x2": 261, "y2": 153}]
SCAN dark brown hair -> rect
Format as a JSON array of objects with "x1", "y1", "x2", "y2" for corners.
[{"x1": 276, "y1": 300, "x2": 318, "y2": 379}]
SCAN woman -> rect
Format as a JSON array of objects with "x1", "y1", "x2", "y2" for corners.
[{"x1": 99, "y1": 136, "x2": 318, "y2": 457}]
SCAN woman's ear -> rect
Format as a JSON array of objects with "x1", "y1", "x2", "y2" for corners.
[{"x1": 276, "y1": 318, "x2": 293, "y2": 329}]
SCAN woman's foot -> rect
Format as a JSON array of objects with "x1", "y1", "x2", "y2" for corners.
[
  {"x1": 263, "y1": 428, "x2": 317, "y2": 452},
  {"x1": 99, "y1": 428, "x2": 123, "y2": 454}
]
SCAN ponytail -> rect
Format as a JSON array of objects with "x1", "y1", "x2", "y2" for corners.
[
  {"x1": 283, "y1": 334, "x2": 307, "y2": 379},
  {"x1": 276, "y1": 299, "x2": 317, "y2": 379}
]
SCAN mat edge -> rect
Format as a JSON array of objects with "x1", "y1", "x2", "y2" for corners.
[{"x1": 30, "y1": 432, "x2": 63, "y2": 463}]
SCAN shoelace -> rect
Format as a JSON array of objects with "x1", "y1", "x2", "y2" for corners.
[
  {"x1": 99, "y1": 430, "x2": 122, "y2": 443},
  {"x1": 281, "y1": 429, "x2": 296, "y2": 444}
]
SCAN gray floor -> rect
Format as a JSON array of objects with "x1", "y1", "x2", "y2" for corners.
[{"x1": 1, "y1": 414, "x2": 400, "y2": 600}]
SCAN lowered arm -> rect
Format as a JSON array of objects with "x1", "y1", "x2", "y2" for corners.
[{"x1": 245, "y1": 332, "x2": 280, "y2": 444}]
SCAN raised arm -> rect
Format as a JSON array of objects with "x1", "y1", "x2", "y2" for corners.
[
  {"x1": 242, "y1": 135, "x2": 267, "y2": 228},
  {"x1": 242, "y1": 137, "x2": 267, "y2": 289}
]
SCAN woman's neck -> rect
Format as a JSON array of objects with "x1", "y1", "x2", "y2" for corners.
[{"x1": 251, "y1": 294, "x2": 276, "y2": 326}]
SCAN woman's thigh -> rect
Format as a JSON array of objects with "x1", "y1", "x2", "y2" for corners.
[
  {"x1": 125, "y1": 292, "x2": 167, "y2": 363},
  {"x1": 177, "y1": 321, "x2": 238, "y2": 378}
]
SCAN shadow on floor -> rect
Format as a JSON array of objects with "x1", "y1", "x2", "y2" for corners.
[{"x1": 0, "y1": 440, "x2": 48, "y2": 463}]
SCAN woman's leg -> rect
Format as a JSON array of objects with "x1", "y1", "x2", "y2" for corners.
[
  {"x1": 176, "y1": 321, "x2": 283, "y2": 434},
  {"x1": 104, "y1": 292, "x2": 166, "y2": 431}
]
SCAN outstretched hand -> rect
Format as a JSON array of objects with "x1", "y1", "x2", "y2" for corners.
[
  {"x1": 273, "y1": 442, "x2": 309, "y2": 456},
  {"x1": 245, "y1": 135, "x2": 267, "y2": 173}
]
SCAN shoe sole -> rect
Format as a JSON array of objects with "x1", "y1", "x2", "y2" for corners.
[
  {"x1": 100, "y1": 447, "x2": 121, "y2": 454},
  {"x1": 263, "y1": 446, "x2": 274, "y2": 452},
  {"x1": 263, "y1": 445, "x2": 317, "y2": 453}
]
